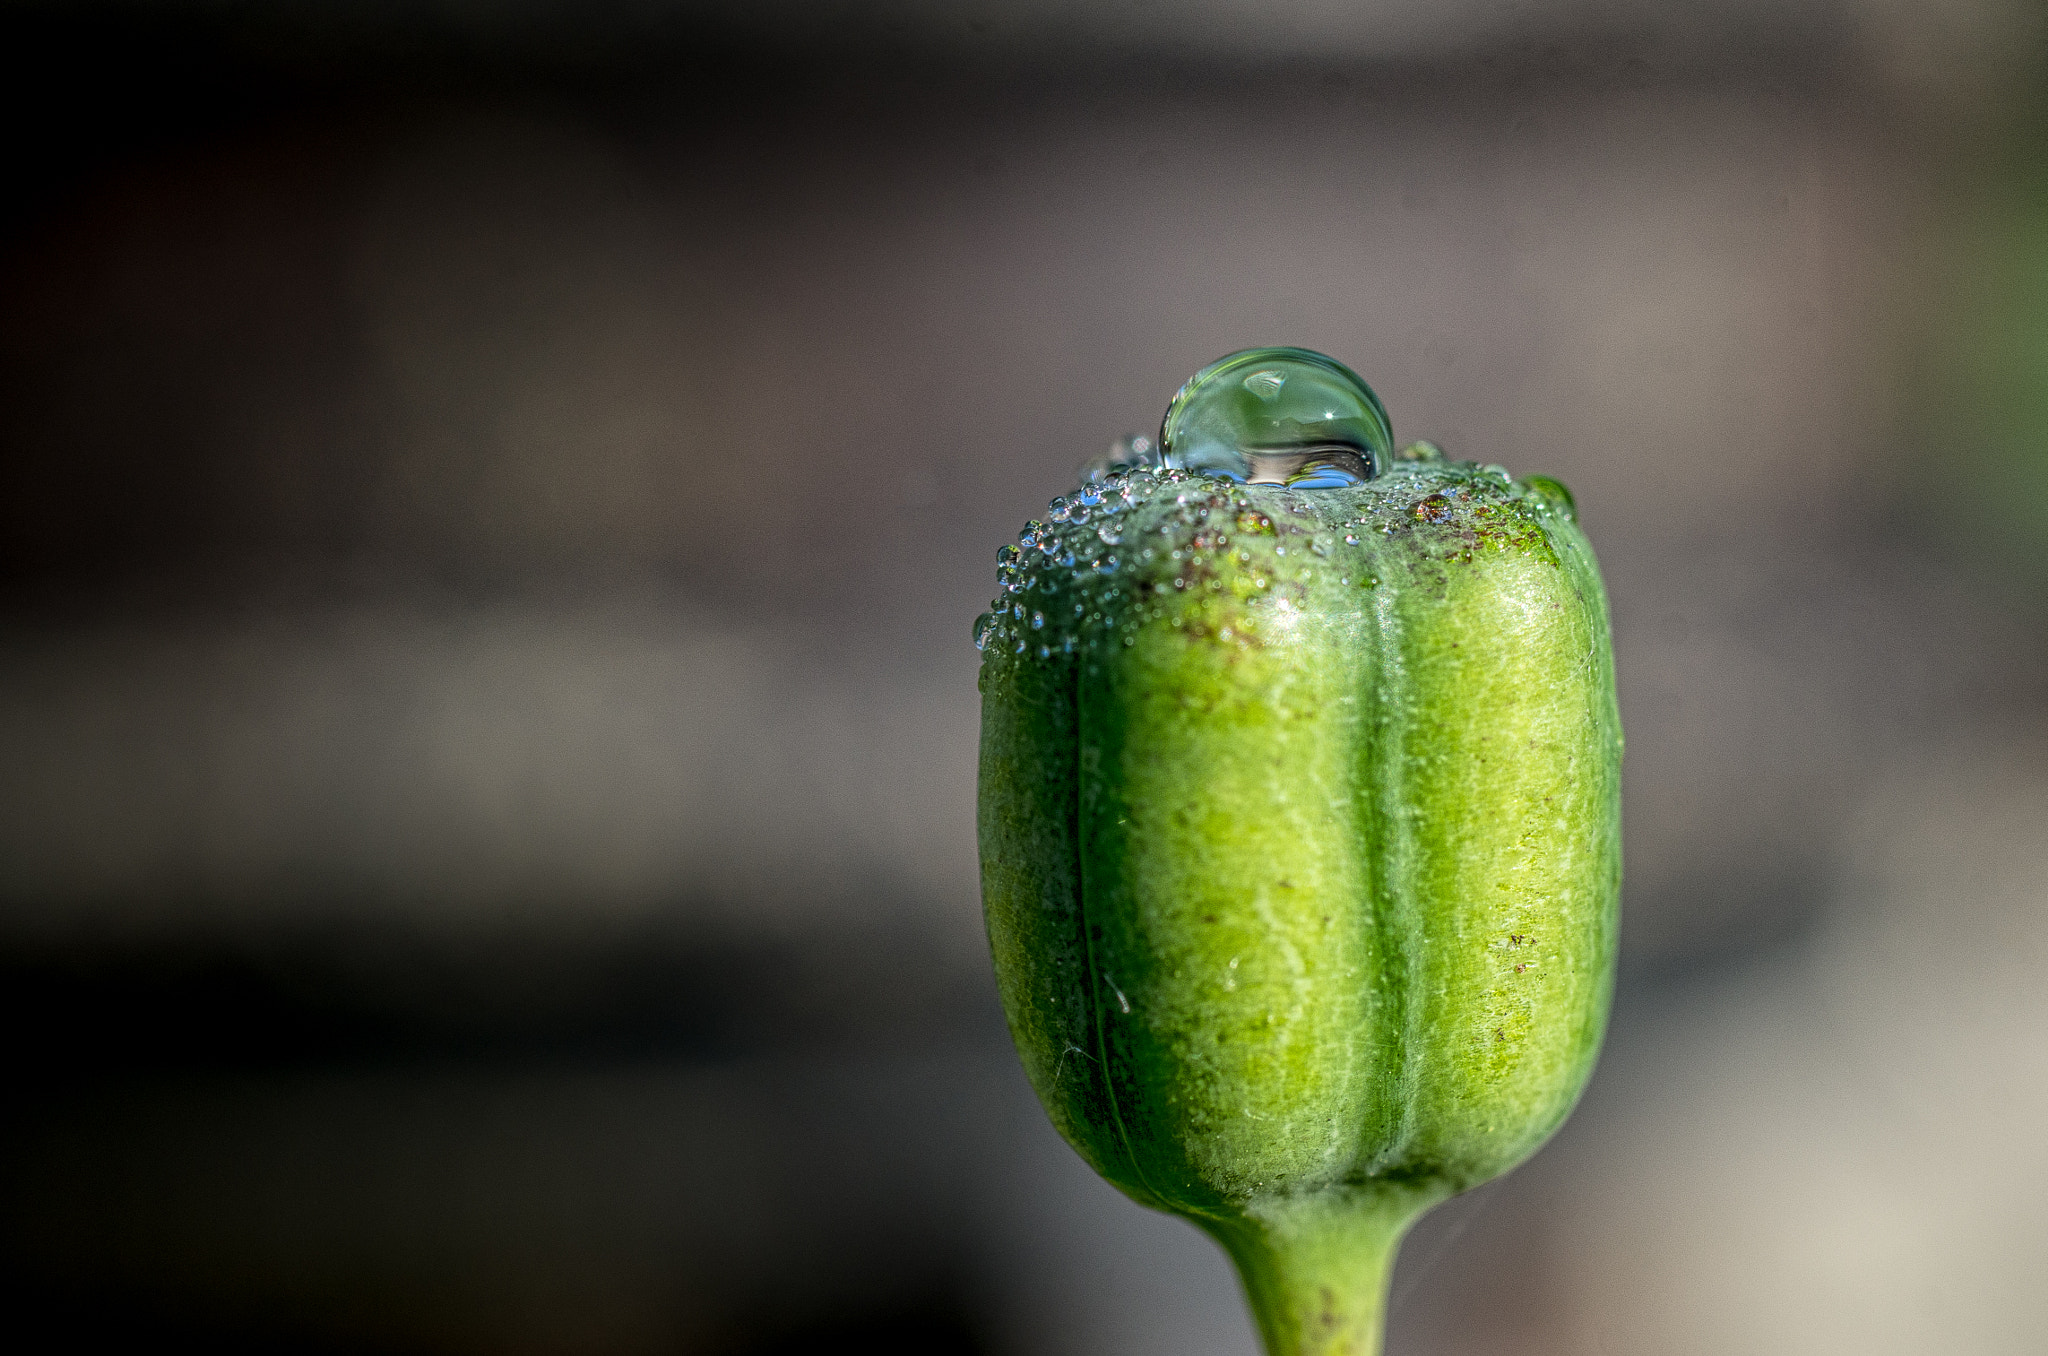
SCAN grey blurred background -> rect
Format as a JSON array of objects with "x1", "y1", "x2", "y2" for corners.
[{"x1": 2, "y1": 2, "x2": 2046, "y2": 1352}]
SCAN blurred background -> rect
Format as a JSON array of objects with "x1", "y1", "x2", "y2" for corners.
[{"x1": 2, "y1": 1, "x2": 2045, "y2": 1352}]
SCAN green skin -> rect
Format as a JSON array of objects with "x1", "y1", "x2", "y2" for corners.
[{"x1": 978, "y1": 462, "x2": 1620, "y2": 1356}]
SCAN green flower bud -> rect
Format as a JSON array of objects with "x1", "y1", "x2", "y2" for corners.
[{"x1": 977, "y1": 349, "x2": 1621, "y2": 1356}]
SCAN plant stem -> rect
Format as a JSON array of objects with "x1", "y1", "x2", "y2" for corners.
[{"x1": 1206, "y1": 1186, "x2": 1441, "y2": 1356}]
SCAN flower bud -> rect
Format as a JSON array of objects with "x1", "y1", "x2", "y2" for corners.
[{"x1": 978, "y1": 349, "x2": 1621, "y2": 1355}]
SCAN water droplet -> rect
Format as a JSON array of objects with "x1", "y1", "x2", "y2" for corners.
[
  {"x1": 997, "y1": 544, "x2": 1019, "y2": 567},
  {"x1": 1081, "y1": 434, "x2": 1165, "y2": 483},
  {"x1": 1048, "y1": 497, "x2": 1072, "y2": 523},
  {"x1": 1159, "y1": 347, "x2": 1392, "y2": 486},
  {"x1": 974, "y1": 612, "x2": 996, "y2": 650},
  {"x1": 1097, "y1": 524, "x2": 1123, "y2": 545},
  {"x1": 1517, "y1": 474, "x2": 1578, "y2": 522},
  {"x1": 1394, "y1": 440, "x2": 1445, "y2": 464},
  {"x1": 1343, "y1": 533, "x2": 1360, "y2": 545},
  {"x1": 1413, "y1": 494, "x2": 1456, "y2": 525},
  {"x1": 1031, "y1": 611, "x2": 1046, "y2": 629}
]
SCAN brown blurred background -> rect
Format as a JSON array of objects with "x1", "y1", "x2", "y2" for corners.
[{"x1": 2, "y1": 2, "x2": 2046, "y2": 1352}]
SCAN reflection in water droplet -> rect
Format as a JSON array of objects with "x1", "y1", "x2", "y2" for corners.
[
  {"x1": 1241, "y1": 368, "x2": 1287, "y2": 401},
  {"x1": 1517, "y1": 474, "x2": 1578, "y2": 522},
  {"x1": 1159, "y1": 347, "x2": 1392, "y2": 487}
]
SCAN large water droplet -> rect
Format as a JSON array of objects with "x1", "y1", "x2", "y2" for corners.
[{"x1": 1159, "y1": 347, "x2": 1392, "y2": 487}]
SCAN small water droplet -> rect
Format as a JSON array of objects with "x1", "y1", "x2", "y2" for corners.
[
  {"x1": 1414, "y1": 494, "x2": 1456, "y2": 524},
  {"x1": 1343, "y1": 533, "x2": 1360, "y2": 545},
  {"x1": 1517, "y1": 474, "x2": 1578, "y2": 522},
  {"x1": 974, "y1": 612, "x2": 996, "y2": 650},
  {"x1": 1080, "y1": 434, "x2": 1165, "y2": 483},
  {"x1": 1031, "y1": 611, "x2": 1046, "y2": 630},
  {"x1": 1048, "y1": 497, "x2": 1072, "y2": 523},
  {"x1": 1159, "y1": 347, "x2": 1392, "y2": 486},
  {"x1": 1394, "y1": 440, "x2": 1445, "y2": 464}
]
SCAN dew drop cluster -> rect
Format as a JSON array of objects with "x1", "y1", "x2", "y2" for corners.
[{"x1": 973, "y1": 454, "x2": 1579, "y2": 662}]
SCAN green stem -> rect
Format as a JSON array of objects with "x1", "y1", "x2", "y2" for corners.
[{"x1": 1206, "y1": 1186, "x2": 1441, "y2": 1356}]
